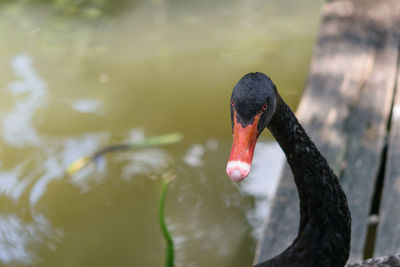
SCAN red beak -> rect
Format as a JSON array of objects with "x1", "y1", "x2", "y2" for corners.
[{"x1": 226, "y1": 111, "x2": 260, "y2": 182}]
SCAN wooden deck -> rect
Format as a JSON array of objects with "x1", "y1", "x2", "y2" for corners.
[{"x1": 255, "y1": 0, "x2": 400, "y2": 264}]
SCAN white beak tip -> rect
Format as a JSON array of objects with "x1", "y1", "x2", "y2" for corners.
[{"x1": 226, "y1": 161, "x2": 251, "y2": 182}]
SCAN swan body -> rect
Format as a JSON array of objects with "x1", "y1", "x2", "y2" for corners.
[{"x1": 226, "y1": 73, "x2": 399, "y2": 267}]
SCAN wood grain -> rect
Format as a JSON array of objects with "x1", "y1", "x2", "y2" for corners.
[{"x1": 374, "y1": 54, "x2": 400, "y2": 257}]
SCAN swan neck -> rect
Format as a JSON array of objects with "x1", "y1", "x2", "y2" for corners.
[{"x1": 264, "y1": 97, "x2": 351, "y2": 266}]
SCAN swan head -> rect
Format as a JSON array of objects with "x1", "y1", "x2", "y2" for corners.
[{"x1": 226, "y1": 72, "x2": 277, "y2": 182}]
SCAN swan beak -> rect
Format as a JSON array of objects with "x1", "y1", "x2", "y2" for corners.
[{"x1": 226, "y1": 112, "x2": 260, "y2": 182}]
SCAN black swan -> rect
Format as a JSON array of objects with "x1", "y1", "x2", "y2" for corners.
[{"x1": 226, "y1": 72, "x2": 400, "y2": 267}]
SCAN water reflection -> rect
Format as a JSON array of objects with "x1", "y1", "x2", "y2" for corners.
[
  {"x1": 0, "y1": 131, "x2": 175, "y2": 266},
  {"x1": 183, "y1": 144, "x2": 206, "y2": 167},
  {"x1": 0, "y1": 163, "x2": 31, "y2": 202},
  {"x1": 29, "y1": 158, "x2": 63, "y2": 206},
  {"x1": 3, "y1": 53, "x2": 46, "y2": 147},
  {"x1": 0, "y1": 0, "x2": 323, "y2": 266},
  {"x1": 0, "y1": 54, "x2": 176, "y2": 265},
  {"x1": 60, "y1": 133, "x2": 109, "y2": 190},
  {"x1": 0, "y1": 214, "x2": 60, "y2": 265},
  {"x1": 240, "y1": 141, "x2": 285, "y2": 239},
  {"x1": 70, "y1": 99, "x2": 104, "y2": 115},
  {"x1": 119, "y1": 148, "x2": 170, "y2": 181}
]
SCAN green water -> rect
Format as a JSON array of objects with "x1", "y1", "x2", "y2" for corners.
[{"x1": 0, "y1": 1, "x2": 323, "y2": 266}]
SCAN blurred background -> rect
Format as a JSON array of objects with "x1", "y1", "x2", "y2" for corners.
[{"x1": 0, "y1": 0, "x2": 323, "y2": 266}]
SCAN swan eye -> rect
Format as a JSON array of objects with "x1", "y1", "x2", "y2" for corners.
[
  {"x1": 262, "y1": 103, "x2": 267, "y2": 111},
  {"x1": 231, "y1": 100, "x2": 234, "y2": 106}
]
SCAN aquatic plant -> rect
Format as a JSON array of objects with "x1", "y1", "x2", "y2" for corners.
[
  {"x1": 159, "y1": 173, "x2": 175, "y2": 267},
  {"x1": 66, "y1": 132, "x2": 182, "y2": 175},
  {"x1": 66, "y1": 132, "x2": 180, "y2": 266}
]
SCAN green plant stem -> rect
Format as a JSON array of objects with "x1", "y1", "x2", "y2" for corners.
[
  {"x1": 159, "y1": 178, "x2": 175, "y2": 267},
  {"x1": 94, "y1": 132, "x2": 183, "y2": 158},
  {"x1": 66, "y1": 132, "x2": 183, "y2": 175}
]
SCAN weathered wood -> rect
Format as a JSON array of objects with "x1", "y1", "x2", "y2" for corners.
[
  {"x1": 374, "y1": 63, "x2": 400, "y2": 256},
  {"x1": 339, "y1": 23, "x2": 399, "y2": 262},
  {"x1": 255, "y1": 0, "x2": 400, "y2": 264}
]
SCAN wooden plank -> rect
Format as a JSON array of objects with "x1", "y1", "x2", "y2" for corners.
[
  {"x1": 339, "y1": 18, "x2": 399, "y2": 262},
  {"x1": 255, "y1": 0, "x2": 400, "y2": 264},
  {"x1": 374, "y1": 63, "x2": 400, "y2": 256}
]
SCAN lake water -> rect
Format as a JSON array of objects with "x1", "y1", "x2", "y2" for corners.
[{"x1": 0, "y1": 1, "x2": 323, "y2": 266}]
